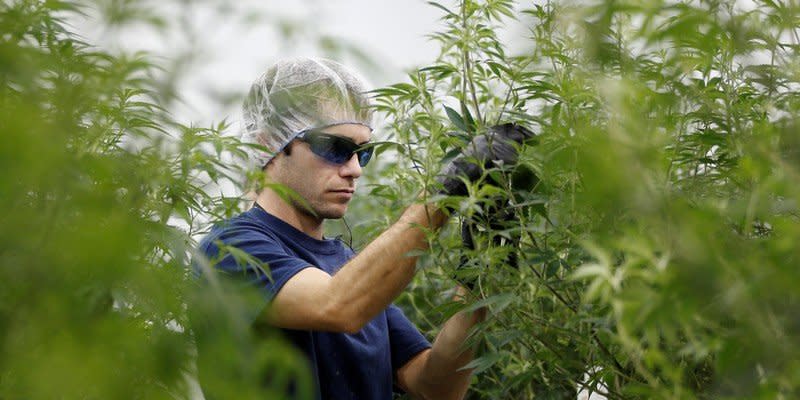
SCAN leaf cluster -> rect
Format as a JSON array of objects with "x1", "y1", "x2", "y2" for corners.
[
  {"x1": 0, "y1": 1, "x2": 306, "y2": 399},
  {"x1": 362, "y1": 1, "x2": 800, "y2": 399}
]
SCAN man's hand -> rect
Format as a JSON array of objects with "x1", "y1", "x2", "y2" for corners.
[{"x1": 437, "y1": 123, "x2": 534, "y2": 196}]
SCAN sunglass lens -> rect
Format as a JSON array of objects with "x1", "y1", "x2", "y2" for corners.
[
  {"x1": 330, "y1": 137, "x2": 355, "y2": 164},
  {"x1": 303, "y1": 132, "x2": 373, "y2": 167},
  {"x1": 306, "y1": 135, "x2": 342, "y2": 164},
  {"x1": 357, "y1": 147, "x2": 373, "y2": 167}
]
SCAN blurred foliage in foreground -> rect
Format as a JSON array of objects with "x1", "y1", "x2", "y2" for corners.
[
  {"x1": 362, "y1": 0, "x2": 800, "y2": 399},
  {"x1": 0, "y1": 1, "x2": 310, "y2": 399}
]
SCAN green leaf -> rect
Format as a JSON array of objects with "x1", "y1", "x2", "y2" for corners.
[
  {"x1": 464, "y1": 293, "x2": 516, "y2": 313},
  {"x1": 426, "y1": 1, "x2": 457, "y2": 18},
  {"x1": 460, "y1": 100, "x2": 476, "y2": 132},
  {"x1": 460, "y1": 351, "x2": 506, "y2": 374},
  {"x1": 444, "y1": 105, "x2": 468, "y2": 132}
]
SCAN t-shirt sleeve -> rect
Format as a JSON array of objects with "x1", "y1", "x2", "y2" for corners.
[
  {"x1": 199, "y1": 226, "x2": 312, "y2": 320},
  {"x1": 387, "y1": 304, "x2": 432, "y2": 373}
]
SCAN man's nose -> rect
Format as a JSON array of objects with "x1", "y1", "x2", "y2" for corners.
[{"x1": 339, "y1": 154, "x2": 362, "y2": 179}]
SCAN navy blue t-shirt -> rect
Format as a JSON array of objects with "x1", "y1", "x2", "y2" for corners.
[{"x1": 197, "y1": 206, "x2": 431, "y2": 399}]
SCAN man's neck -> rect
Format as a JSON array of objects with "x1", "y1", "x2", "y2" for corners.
[{"x1": 255, "y1": 189, "x2": 325, "y2": 240}]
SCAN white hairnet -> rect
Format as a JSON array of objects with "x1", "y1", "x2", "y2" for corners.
[{"x1": 241, "y1": 57, "x2": 374, "y2": 168}]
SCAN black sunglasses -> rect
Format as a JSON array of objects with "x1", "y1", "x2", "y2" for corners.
[{"x1": 296, "y1": 130, "x2": 374, "y2": 167}]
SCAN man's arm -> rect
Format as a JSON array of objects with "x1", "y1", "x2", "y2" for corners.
[
  {"x1": 395, "y1": 289, "x2": 487, "y2": 400},
  {"x1": 262, "y1": 202, "x2": 447, "y2": 333},
  {"x1": 261, "y1": 123, "x2": 531, "y2": 333}
]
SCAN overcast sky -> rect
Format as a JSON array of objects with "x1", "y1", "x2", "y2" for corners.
[{"x1": 79, "y1": 0, "x2": 444, "y2": 127}]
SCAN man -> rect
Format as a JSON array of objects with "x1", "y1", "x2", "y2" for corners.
[{"x1": 197, "y1": 57, "x2": 530, "y2": 399}]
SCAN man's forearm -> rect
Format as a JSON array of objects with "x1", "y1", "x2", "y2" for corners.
[{"x1": 327, "y1": 202, "x2": 447, "y2": 332}]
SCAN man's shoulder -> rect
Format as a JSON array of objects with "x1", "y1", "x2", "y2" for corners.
[{"x1": 199, "y1": 209, "x2": 279, "y2": 252}]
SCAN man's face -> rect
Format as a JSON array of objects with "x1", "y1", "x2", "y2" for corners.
[{"x1": 268, "y1": 123, "x2": 371, "y2": 221}]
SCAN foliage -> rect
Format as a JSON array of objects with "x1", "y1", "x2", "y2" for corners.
[
  {"x1": 366, "y1": 0, "x2": 800, "y2": 399},
  {"x1": 4, "y1": 0, "x2": 800, "y2": 399},
  {"x1": 0, "y1": 1, "x2": 307, "y2": 399}
]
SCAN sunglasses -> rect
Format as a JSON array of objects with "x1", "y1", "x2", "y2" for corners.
[{"x1": 296, "y1": 130, "x2": 374, "y2": 167}]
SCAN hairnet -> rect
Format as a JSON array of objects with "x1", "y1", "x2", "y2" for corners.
[{"x1": 241, "y1": 57, "x2": 374, "y2": 168}]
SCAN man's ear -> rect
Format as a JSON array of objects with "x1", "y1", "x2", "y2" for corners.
[
  {"x1": 264, "y1": 143, "x2": 292, "y2": 176},
  {"x1": 264, "y1": 143, "x2": 290, "y2": 172},
  {"x1": 282, "y1": 141, "x2": 294, "y2": 157}
]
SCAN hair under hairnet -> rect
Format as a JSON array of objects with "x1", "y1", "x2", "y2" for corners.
[{"x1": 241, "y1": 57, "x2": 374, "y2": 168}]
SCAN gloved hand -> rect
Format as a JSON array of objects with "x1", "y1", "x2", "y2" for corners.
[
  {"x1": 456, "y1": 204, "x2": 520, "y2": 290},
  {"x1": 437, "y1": 123, "x2": 534, "y2": 196}
]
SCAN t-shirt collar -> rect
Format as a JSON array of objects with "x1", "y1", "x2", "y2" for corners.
[{"x1": 248, "y1": 205, "x2": 343, "y2": 255}]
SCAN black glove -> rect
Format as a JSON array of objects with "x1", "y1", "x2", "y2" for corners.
[
  {"x1": 456, "y1": 204, "x2": 520, "y2": 290},
  {"x1": 437, "y1": 123, "x2": 534, "y2": 196}
]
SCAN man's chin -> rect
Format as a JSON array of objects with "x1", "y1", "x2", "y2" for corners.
[{"x1": 319, "y1": 206, "x2": 348, "y2": 220}]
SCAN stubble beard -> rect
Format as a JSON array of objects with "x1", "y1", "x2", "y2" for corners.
[{"x1": 292, "y1": 197, "x2": 347, "y2": 222}]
